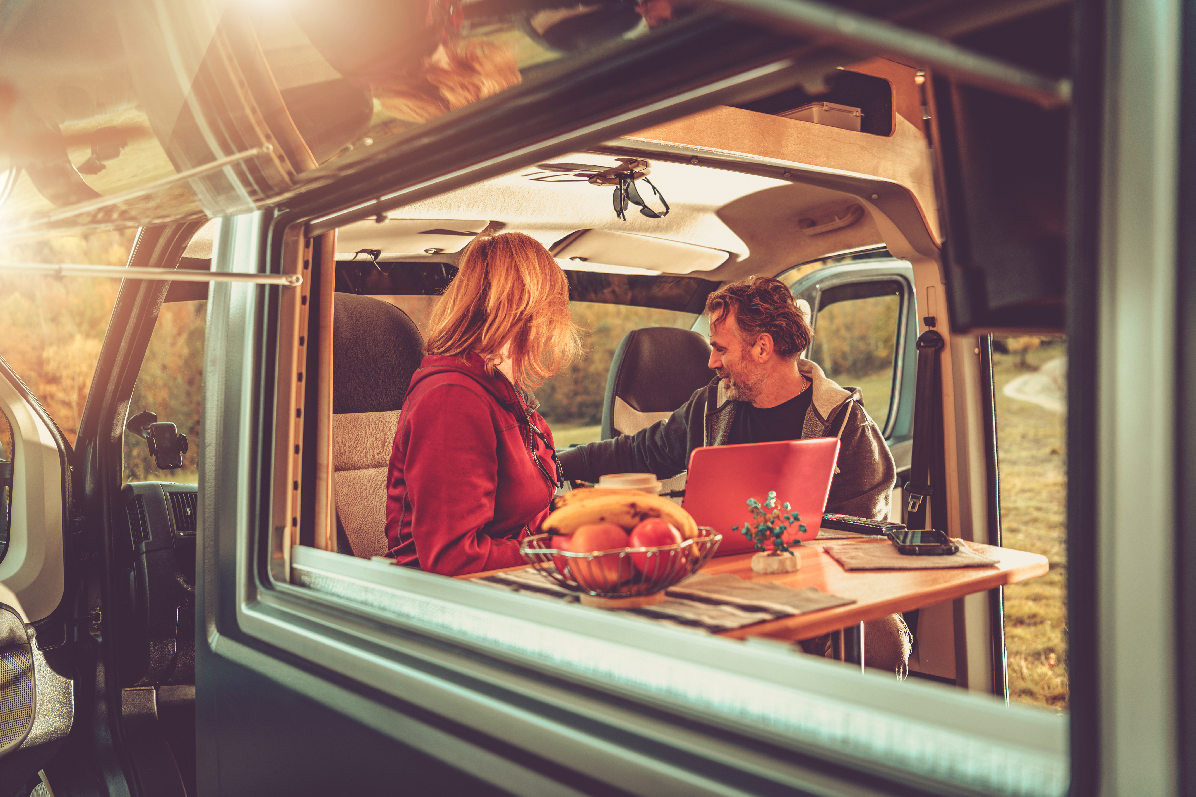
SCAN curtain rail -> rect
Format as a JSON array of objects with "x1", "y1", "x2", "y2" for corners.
[{"x1": 0, "y1": 262, "x2": 300, "y2": 286}]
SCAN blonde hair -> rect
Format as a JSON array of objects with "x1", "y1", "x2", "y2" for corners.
[
  {"x1": 375, "y1": 42, "x2": 522, "y2": 123},
  {"x1": 426, "y1": 232, "x2": 579, "y2": 389}
]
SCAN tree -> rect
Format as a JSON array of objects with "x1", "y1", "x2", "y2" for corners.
[
  {"x1": 0, "y1": 229, "x2": 134, "y2": 446},
  {"x1": 1004, "y1": 336, "x2": 1042, "y2": 370}
]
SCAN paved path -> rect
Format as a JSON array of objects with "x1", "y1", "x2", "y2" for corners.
[{"x1": 1002, "y1": 356, "x2": 1066, "y2": 414}]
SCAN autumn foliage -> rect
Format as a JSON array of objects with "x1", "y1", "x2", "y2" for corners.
[
  {"x1": 0, "y1": 230, "x2": 204, "y2": 482},
  {"x1": 0, "y1": 232, "x2": 130, "y2": 446}
]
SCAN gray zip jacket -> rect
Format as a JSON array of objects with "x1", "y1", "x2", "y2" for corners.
[{"x1": 558, "y1": 359, "x2": 897, "y2": 520}]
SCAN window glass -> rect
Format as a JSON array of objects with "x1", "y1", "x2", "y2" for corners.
[
  {"x1": 0, "y1": 410, "x2": 12, "y2": 565},
  {"x1": 124, "y1": 300, "x2": 207, "y2": 484},
  {"x1": 373, "y1": 295, "x2": 696, "y2": 446},
  {"x1": 281, "y1": 236, "x2": 1070, "y2": 792},
  {"x1": 810, "y1": 281, "x2": 902, "y2": 427},
  {"x1": 259, "y1": 0, "x2": 690, "y2": 167},
  {"x1": 994, "y1": 334, "x2": 1068, "y2": 709},
  {"x1": 0, "y1": 230, "x2": 134, "y2": 447},
  {"x1": 0, "y1": 0, "x2": 697, "y2": 233},
  {"x1": 537, "y1": 303, "x2": 698, "y2": 446}
]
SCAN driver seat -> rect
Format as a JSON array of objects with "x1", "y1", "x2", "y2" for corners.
[
  {"x1": 601, "y1": 326, "x2": 715, "y2": 439},
  {"x1": 601, "y1": 326, "x2": 714, "y2": 492},
  {"x1": 332, "y1": 294, "x2": 424, "y2": 558}
]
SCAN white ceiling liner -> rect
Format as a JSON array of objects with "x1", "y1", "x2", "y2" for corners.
[
  {"x1": 336, "y1": 219, "x2": 489, "y2": 258},
  {"x1": 554, "y1": 229, "x2": 727, "y2": 273},
  {"x1": 357, "y1": 155, "x2": 790, "y2": 259}
]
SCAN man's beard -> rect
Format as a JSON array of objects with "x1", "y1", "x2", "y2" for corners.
[{"x1": 717, "y1": 364, "x2": 765, "y2": 403}]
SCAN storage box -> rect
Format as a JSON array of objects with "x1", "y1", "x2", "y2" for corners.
[{"x1": 780, "y1": 102, "x2": 864, "y2": 132}]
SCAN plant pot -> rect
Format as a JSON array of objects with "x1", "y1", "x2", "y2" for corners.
[{"x1": 750, "y1": 551, "x2": 800, "y2": 574}]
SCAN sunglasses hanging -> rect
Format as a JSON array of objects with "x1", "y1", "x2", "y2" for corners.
[{"x1": 586, "y1": 158, "x2": 670, "y2": 221}]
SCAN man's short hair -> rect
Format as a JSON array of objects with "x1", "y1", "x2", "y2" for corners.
[{"x1": 704, "y1": 276, "x2": 812, "y2": 358}]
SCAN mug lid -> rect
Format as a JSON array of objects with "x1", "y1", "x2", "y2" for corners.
[{"x1": 596, "y1": 473, "x2": 662, "y2": 492}]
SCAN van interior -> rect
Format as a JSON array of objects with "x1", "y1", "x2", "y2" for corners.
[{"x1": 161, "y1": 57, "x2": 1005, "y2": 692}]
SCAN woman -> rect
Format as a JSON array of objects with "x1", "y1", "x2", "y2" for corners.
[{"x1": 385, "y1": 232, "x2": 579, "y2": 575}]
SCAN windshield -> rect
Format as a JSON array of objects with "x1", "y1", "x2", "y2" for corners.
[
  {"x1": 352, "y1": 261, "x2": 706, "y2": 445},
  {"x1": 124, "y1": 299, "x2": 206, "y2": 484}
]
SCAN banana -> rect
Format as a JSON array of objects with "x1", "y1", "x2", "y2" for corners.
[
  {"x1": 549, "y1": 487, "x2": 652, "y2": 515},
  {"x1": 543, "y1": 488, "x2": 700, "y2": 539},
  {"x1": 551, "y1": 487, "x2": 666, "y2": 512}
]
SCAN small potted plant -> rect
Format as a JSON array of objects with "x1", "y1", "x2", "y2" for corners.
[{"x1": 733, "y1": 491, "x2": 805, "y2": 574}]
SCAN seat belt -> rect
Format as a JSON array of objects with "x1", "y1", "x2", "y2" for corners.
[{"x1": 905, "y1": 330, "x2": 948, "y2": 530}]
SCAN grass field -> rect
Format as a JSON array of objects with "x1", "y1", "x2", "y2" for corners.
[
  {"x1": 553, "y1": 424, "x2": 602, "y2": 447},
  {"x1": 993, "y1": 341, "x2": 1069, "y2": 710}
]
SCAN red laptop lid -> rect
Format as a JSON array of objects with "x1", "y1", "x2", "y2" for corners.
[{"x1": 682, "y1": 439, "x2": 840, "y2": 555}]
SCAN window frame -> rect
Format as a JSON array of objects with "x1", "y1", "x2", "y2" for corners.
[
  {"x1": 810, "y1": 276, "x2": 910, "y2": 437},
  {"x1": 0, "y1": 376, "x2": 66, "y2": 622},
  {"x1": 795, "y1": 263, "x2": 917, "y2": 443},
  {"x1": 201, "y1": 214, "x2": 1069, "y2": 797},
  {"x1": 0, "y1": 410, "x2": 13, "y2": 562}
]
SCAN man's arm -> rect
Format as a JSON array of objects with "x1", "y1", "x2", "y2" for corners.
[
  {"x1": 558, "y1": 390, "x2": 699, "y2": 483},
  {"x1": 825, "y1": 402, "x2": 897, "y2": 520}
]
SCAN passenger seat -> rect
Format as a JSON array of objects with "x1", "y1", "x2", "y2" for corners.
[
  {"x1": 601, "y1": 327, "x2": 715, "y2": 491},
  {"x1": 332, "y1": 294, "x2": 424, "y2": 558}
]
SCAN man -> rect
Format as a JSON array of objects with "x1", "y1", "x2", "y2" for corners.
[{"x1": 558, "y1": 276, "x2": 909, "y2": 673}]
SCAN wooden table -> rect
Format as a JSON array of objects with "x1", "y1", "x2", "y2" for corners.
[
  {"x1": 466, "y1": 538, "x2": 1048, "y2": 649},
  {"x1": 704, "y1": 538, "x2": 1048, "y2": 642}
]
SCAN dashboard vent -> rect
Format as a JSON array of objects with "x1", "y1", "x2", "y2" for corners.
[
  {"x1": 167, "y1": 491, "x2": 198, "y2": 534},
  {"x1": 127, "y1": 495, "x2": 150, "y2": 545}
]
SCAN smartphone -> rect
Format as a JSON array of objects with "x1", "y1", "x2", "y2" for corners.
[{"x1": 886, "y1": 528, "x2": 958, "y2": 556}]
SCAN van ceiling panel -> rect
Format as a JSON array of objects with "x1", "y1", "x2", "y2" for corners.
[
  {"x1": 552, "y1": 229, "x2": 728, "y2": 273},
  {"x1": 369, "y1": 155, "x2": 787, "y2": 259},
  {"x1": 713, "y1": 185, "x2": 885, "y2": 281},
  {"x1": 332, "y1": 147, "x2": 913, "y2": 279},
  {"x1": 630, "y1": 105, "x2": 939, "y2": 244},
  {"x1": 336, "y1": 219, "x2": 490, "y2": 257}
]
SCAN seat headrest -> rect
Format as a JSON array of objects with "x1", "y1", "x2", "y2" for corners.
[
  {"x1": 601, "y1": 327, "x2": 715, "y2": 439},
  {"x1": 333, "y1": 294, "x2": 424, "y2": 414}
]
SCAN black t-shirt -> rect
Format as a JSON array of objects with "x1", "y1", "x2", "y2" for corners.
[{"x1": 726, "y1": 387, "x2": 814, "y2": 445}]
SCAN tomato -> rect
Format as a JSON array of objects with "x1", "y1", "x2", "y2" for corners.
[
  {"x1": 628, "y1": 518, "x2": 683, "y2": 578},
  {"x1": 568, "y1": 523, "x2": 630, "y2": 591}
]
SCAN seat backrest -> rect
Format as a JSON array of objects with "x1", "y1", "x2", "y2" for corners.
[
  {"x1": 332, "y1": 294, "x2": 423, "y2": 558},
  {"x1": 601, "y1": 327, "x2": 715, "y2": 439}
]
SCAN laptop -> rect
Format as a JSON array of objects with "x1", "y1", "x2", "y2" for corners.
[{"x1": 681, "y1": 439, "x2": 840, "y2": 556}]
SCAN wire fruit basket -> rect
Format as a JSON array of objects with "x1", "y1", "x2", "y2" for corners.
[{"x1": 520, "y1": 529, "x2": 722, "y2": 608}]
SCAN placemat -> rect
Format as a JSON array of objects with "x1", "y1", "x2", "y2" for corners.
[
  {"x1": 475, "y1": 569, "x2": 854, "y2": 633},
  {"x1": 823, "y1": 539, "x2": 1000, "y2": 570}
]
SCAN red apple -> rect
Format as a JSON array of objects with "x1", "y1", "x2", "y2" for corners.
[
  {"x1": 549, "y1": 534, "x2": 572, "y2": 577},
  {"x1": 628, "y1": 518, "x2": 683, "y2": 578},
  {"x1": 567, "y1": 523, "x2": 630, "y2": 590}
]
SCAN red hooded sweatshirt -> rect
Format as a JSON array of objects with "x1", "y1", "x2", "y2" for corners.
[{"x1": 385, "y1": 352, "x2": 560, "y2": 575}]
